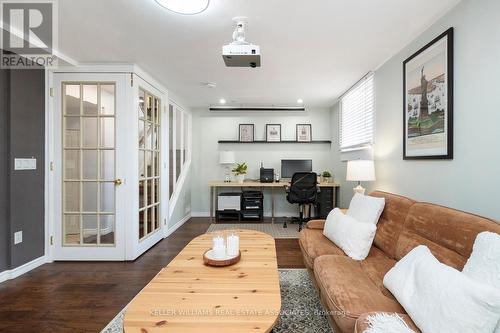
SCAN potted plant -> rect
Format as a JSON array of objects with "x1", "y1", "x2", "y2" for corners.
[
  {"x1": 321, "y1": 170, "x2": 333, "y2": 183},
  {"x1": 232, "y1": 162, "x2": 248, "y2": 183}
]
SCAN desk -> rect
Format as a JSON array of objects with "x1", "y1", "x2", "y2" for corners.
[{"x1": 209, "y1": 180, "x2": 340, "y2": 223}]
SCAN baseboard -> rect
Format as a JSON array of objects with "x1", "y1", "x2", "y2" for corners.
[
  {"x1": 191, "y1": 211, "x2": 297, "y2": 218},
  {"x1": 191, "y1": 211, "x2": 210, "y2": 217},
  {"x1": 0, "y1": 255, "x2": 47, "y2": 284},
  {"x1": 164, "y1": 213, "x2": 191, "y2": 238}
]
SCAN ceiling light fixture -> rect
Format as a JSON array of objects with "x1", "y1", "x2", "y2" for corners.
[
  {"x1": 297, "y1": 99, "x2": 304, "y2": 104},
  {"x1": 155, "y1": 0, "x2": 210, "y2": 15},
  {"x1": 219, "y1": 99, "x2": 226, "y2": 104}
]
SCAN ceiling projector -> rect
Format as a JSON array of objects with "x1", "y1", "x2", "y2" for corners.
[{"x1": 222, "y1": 17, "x2": 261, "y2": 68}]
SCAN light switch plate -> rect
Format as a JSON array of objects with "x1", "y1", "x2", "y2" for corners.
[
  {"x1": 14, "y1": 231, "x2": 23, "y2": 244},
  {"x1": 14, "y1": 158, "x2": 37, "y2": 170}
]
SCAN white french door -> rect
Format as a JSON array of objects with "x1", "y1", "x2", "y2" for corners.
[{"x1": 52, "y1": 73, "x2": 127, "y2": 260}]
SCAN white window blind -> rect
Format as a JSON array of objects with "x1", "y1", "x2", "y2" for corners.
[{"x1": 339, "y1": 74, "x2": 374, "y2": 151}]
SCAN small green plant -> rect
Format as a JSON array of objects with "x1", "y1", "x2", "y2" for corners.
[
  {"x1": 232, "y1": 162, "x2": 248, "y2": 176},
  {"x1": 321, "y1": 170, "x2": 332, "y2": 178}
]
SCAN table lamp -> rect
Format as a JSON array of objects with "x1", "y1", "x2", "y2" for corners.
[
  {"x1": 346, "y1": 160, "x2": 375, "y2": 195},
  {"x1": 219, "y1": 151, "x2": 235, "y2": 182}
]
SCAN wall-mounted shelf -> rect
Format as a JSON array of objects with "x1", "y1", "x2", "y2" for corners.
[{"x1": 218, "y1": 140, "x2": 332, "y2": 144}]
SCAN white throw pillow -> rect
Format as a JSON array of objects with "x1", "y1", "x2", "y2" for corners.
[
  {"x1": 462, "y1": 231, "x2": 500, "y2": 333},
  {"x1": 383, "y1": 245, "x2": 500, "y2": 333},
  {"x1": 323, "y1": 208, "x2": 377, "y2": 260},
  {"x1": 347, "y1": 193, "x2": 385, "y2": 225}
]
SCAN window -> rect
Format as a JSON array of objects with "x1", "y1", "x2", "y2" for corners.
[
  {"x1": 138, "y1": 89, "x2": 161, "y2": 240},
  {"x1": 168, "y1": 102, "x2": 191, "y2": 200},
  {"x1": 339, "y1": 74, "x2": 374, "y2": 151}
]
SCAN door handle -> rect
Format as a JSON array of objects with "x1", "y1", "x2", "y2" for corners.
[{"x1": 114, "y1": 178, "x2": 123, "y2": 186}]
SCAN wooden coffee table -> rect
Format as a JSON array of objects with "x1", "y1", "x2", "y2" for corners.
[{"x1": 123, "y1": 230, "x2": 281, "y2": 332}]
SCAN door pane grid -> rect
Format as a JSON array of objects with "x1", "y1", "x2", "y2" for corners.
[
  {"x1": 62, "y1": 82, "x2": 116, "y2": 247},
  {"x1": 139, "y1": 88, "x2": 161, "y2": 241}
]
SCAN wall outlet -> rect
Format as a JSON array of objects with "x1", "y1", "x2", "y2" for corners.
[{"x1": 14, "y1": 231, "x2": 23, "y2": 244}]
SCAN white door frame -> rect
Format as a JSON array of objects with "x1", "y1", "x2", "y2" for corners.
[{"x1": 50, "y1": 72, "x2": 128, "y2": 260}]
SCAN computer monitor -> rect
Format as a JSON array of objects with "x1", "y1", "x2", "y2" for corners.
[{"x1": 281, "y1": 159, "x2": 313, "y2": 179}]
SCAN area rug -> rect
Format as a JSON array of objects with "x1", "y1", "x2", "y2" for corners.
[
  {"x1": 100, "y1": 269, "x2": 333, "y2": 333},
  {"x1": 206, "y1": 223, "x2": 300, "y2": 239}
]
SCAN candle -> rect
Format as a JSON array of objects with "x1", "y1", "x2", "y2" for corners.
[
  {"x1": 212, "y1": 235, "x2": 226, "y2": 259},
  {"x1": 226, "y1": 232, "x2": 239, "y2": 257}
]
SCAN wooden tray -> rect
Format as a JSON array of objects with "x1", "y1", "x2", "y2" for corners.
[{"x1": 203, "y1": 250, "x2": 241, "y2": 267}]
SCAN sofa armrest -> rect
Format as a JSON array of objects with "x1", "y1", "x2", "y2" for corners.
[
  {"x1": 306, "y1": 219, "x2": 326, "y2": 230},
  {"x1": 354, "y1": 312, "x2": 421, "y2": 333}
]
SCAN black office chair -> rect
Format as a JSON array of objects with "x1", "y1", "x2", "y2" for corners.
[{"x1": 284, "y1": 172, "x2": 320, "y2": 231}]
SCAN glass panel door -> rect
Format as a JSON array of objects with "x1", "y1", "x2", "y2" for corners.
[
  {"x1": 138, "y1": 89, "x2": 161, "y2": 240},
  {"x1": 62, "y1": 83, "x2": 116, "y2": 246}
]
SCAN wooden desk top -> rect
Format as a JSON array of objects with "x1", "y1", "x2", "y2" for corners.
[
  {"x1": 209, "y1": 180, "x2": 340, "y2": 188},
  {"x1": 123, "y1": 230, "x2": 281, "y2": 333}
]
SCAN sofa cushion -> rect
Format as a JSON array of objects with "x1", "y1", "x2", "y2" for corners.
[
  {"x1": 396, "y1": 202, "x2": 500, "y2": 270},
  {"x1": 299, "y1": 228, "x2": 344, "y2": 268},
  {"x1": 323, "y1": 208, "x2": 377, "y2": 260},
  {"x1": 354, "y1": 312, "x2": 421, "y2": 333},
  {"x1": 306, "y1": 219, "x2": 325, "y2": 230},
  {"x1": 314, "y1": 255, "x2": 403, "y2": 333},
  {"x1": 370, "y1": 191, "x2": 415, "y2": 259}
]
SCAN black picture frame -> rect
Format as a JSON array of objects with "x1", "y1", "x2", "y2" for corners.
[
  {"x1": 265, "y1": 124, "x2": 281, "y2": 142},
  {"x1": 296, "y1": 124, "x2": 312, "y2": 142},
  {"x1": 403, "y1": 27, "x2": 454, "y2": 160},
  {"x1": 238, "y1": 124, "x2": 254, "y2": 142}
]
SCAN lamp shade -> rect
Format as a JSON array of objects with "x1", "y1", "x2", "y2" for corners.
[
  {"x1": 346, "y1": 160, "x2": 375, "y2": 182},
  {"x1": 219, "y1": 151, "x2": 235, "y2": 165}
]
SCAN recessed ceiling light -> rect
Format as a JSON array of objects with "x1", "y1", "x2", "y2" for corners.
[
  {"x1": 219, "y1": 99, "x2": 226, "y2": 104},
  {"x1": 297, "y1": 99, "x2": 304, "y2": 104},
  {"x1": 155, "y1": 0, "x2": 210, "y2": 15}
]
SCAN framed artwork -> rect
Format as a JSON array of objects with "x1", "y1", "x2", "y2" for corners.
[
  {"x1": 239, "y1": 124, "x2": 254, "y2": 142},
  {"x1": 403, "y1": 27, "x2": 454, "y2": 160},
  {"x1": 296, "y1": 124, "x2": 312, "y2": 142},
  {"x1": 266, "y1": 124, "x2": 281, "y2": 142}
]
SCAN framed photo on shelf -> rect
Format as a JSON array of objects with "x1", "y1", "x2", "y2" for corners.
[
  {"x1": 296, "y1": 124, "x2": 312, "y2": 142},
  {"x1": 403, "y1": 27, "x2": 453, "y2": 160},
  {"x1": 239, "y1": 124, "x2": 254, "y2": 142},
  {"x1": 266, "y1": 124, "x2": 281, "y2": 142}
]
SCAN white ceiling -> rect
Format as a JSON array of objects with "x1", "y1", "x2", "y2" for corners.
[{"x1": 58, "y1": 0, "x2": 460, "y2": 108}]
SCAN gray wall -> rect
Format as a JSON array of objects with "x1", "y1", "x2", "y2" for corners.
[
  {"x1": 0, "y1": 67, "x2": 46, "y2": 273},
  {"x1": 331, "y1": 0, "x2": 500, "y2": 220},
  {"x1": 0, "y1": 69, "x2": 10, "y2": 272}
]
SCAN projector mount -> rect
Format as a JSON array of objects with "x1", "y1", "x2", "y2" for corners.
[{"x1": 231, "y1": 16, "x2": 250, "y2": 45}]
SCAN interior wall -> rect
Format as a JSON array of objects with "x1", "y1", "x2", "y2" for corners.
[
  {"x1": 331, "y1": 0, "x2": 500, "y2": 220},
  {"x1": 0, "y1": 68, "x2": 10, "y2": 272},
  {"x1": 170, "y1": 167, "x2": 192, "y2": 227},
  {"x1": 190, "y1": 108, "x2": 333, "y2": 216},
  {"x1": 0, "y1": 68, "x2": 46, "y2": 273}
]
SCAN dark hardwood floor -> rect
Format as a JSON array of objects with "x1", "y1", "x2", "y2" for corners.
[{"x1": 0, "y1": 218, "x2": 304, "y2": 333}]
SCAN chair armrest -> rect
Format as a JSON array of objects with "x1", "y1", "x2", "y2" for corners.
[
  {"x1": 284, "y1": 185, "x2": 290, "y2": 193},
  {"x1": 354, "y1": 312, "x2": 421, "y2": 333},
  {"x1": 306, "y1": 219, "x2": 326, "y2": 230}
]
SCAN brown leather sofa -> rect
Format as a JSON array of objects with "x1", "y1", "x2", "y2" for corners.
[{"x1": 299, "y1": 191, "x2": 500, "y2": 333}]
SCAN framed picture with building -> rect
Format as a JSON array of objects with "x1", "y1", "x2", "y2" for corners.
[
  {"x1": 296, "y1": 124, "x2": 312, "y2": 142},
  {"x1": 265, "y1": 124, "x2": 281, "y2": 142},
  {"x1": 403, "y1": 27, "x2": 454, "y2": 160}
]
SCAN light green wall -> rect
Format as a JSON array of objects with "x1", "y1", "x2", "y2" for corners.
[{"x1": 331, "y1": 0, "x2": 500, "y2": 220}]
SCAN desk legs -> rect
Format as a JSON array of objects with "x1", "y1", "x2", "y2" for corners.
[
  {"x1": 334, "y1": 186, "x2": 339, "y2": 208},
  {"x1": 210, "y1": 186, "x2": 214, "y2": 221},
  {"x1": 271, "y1": 187, "x2": 275, "y2": 224}
]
